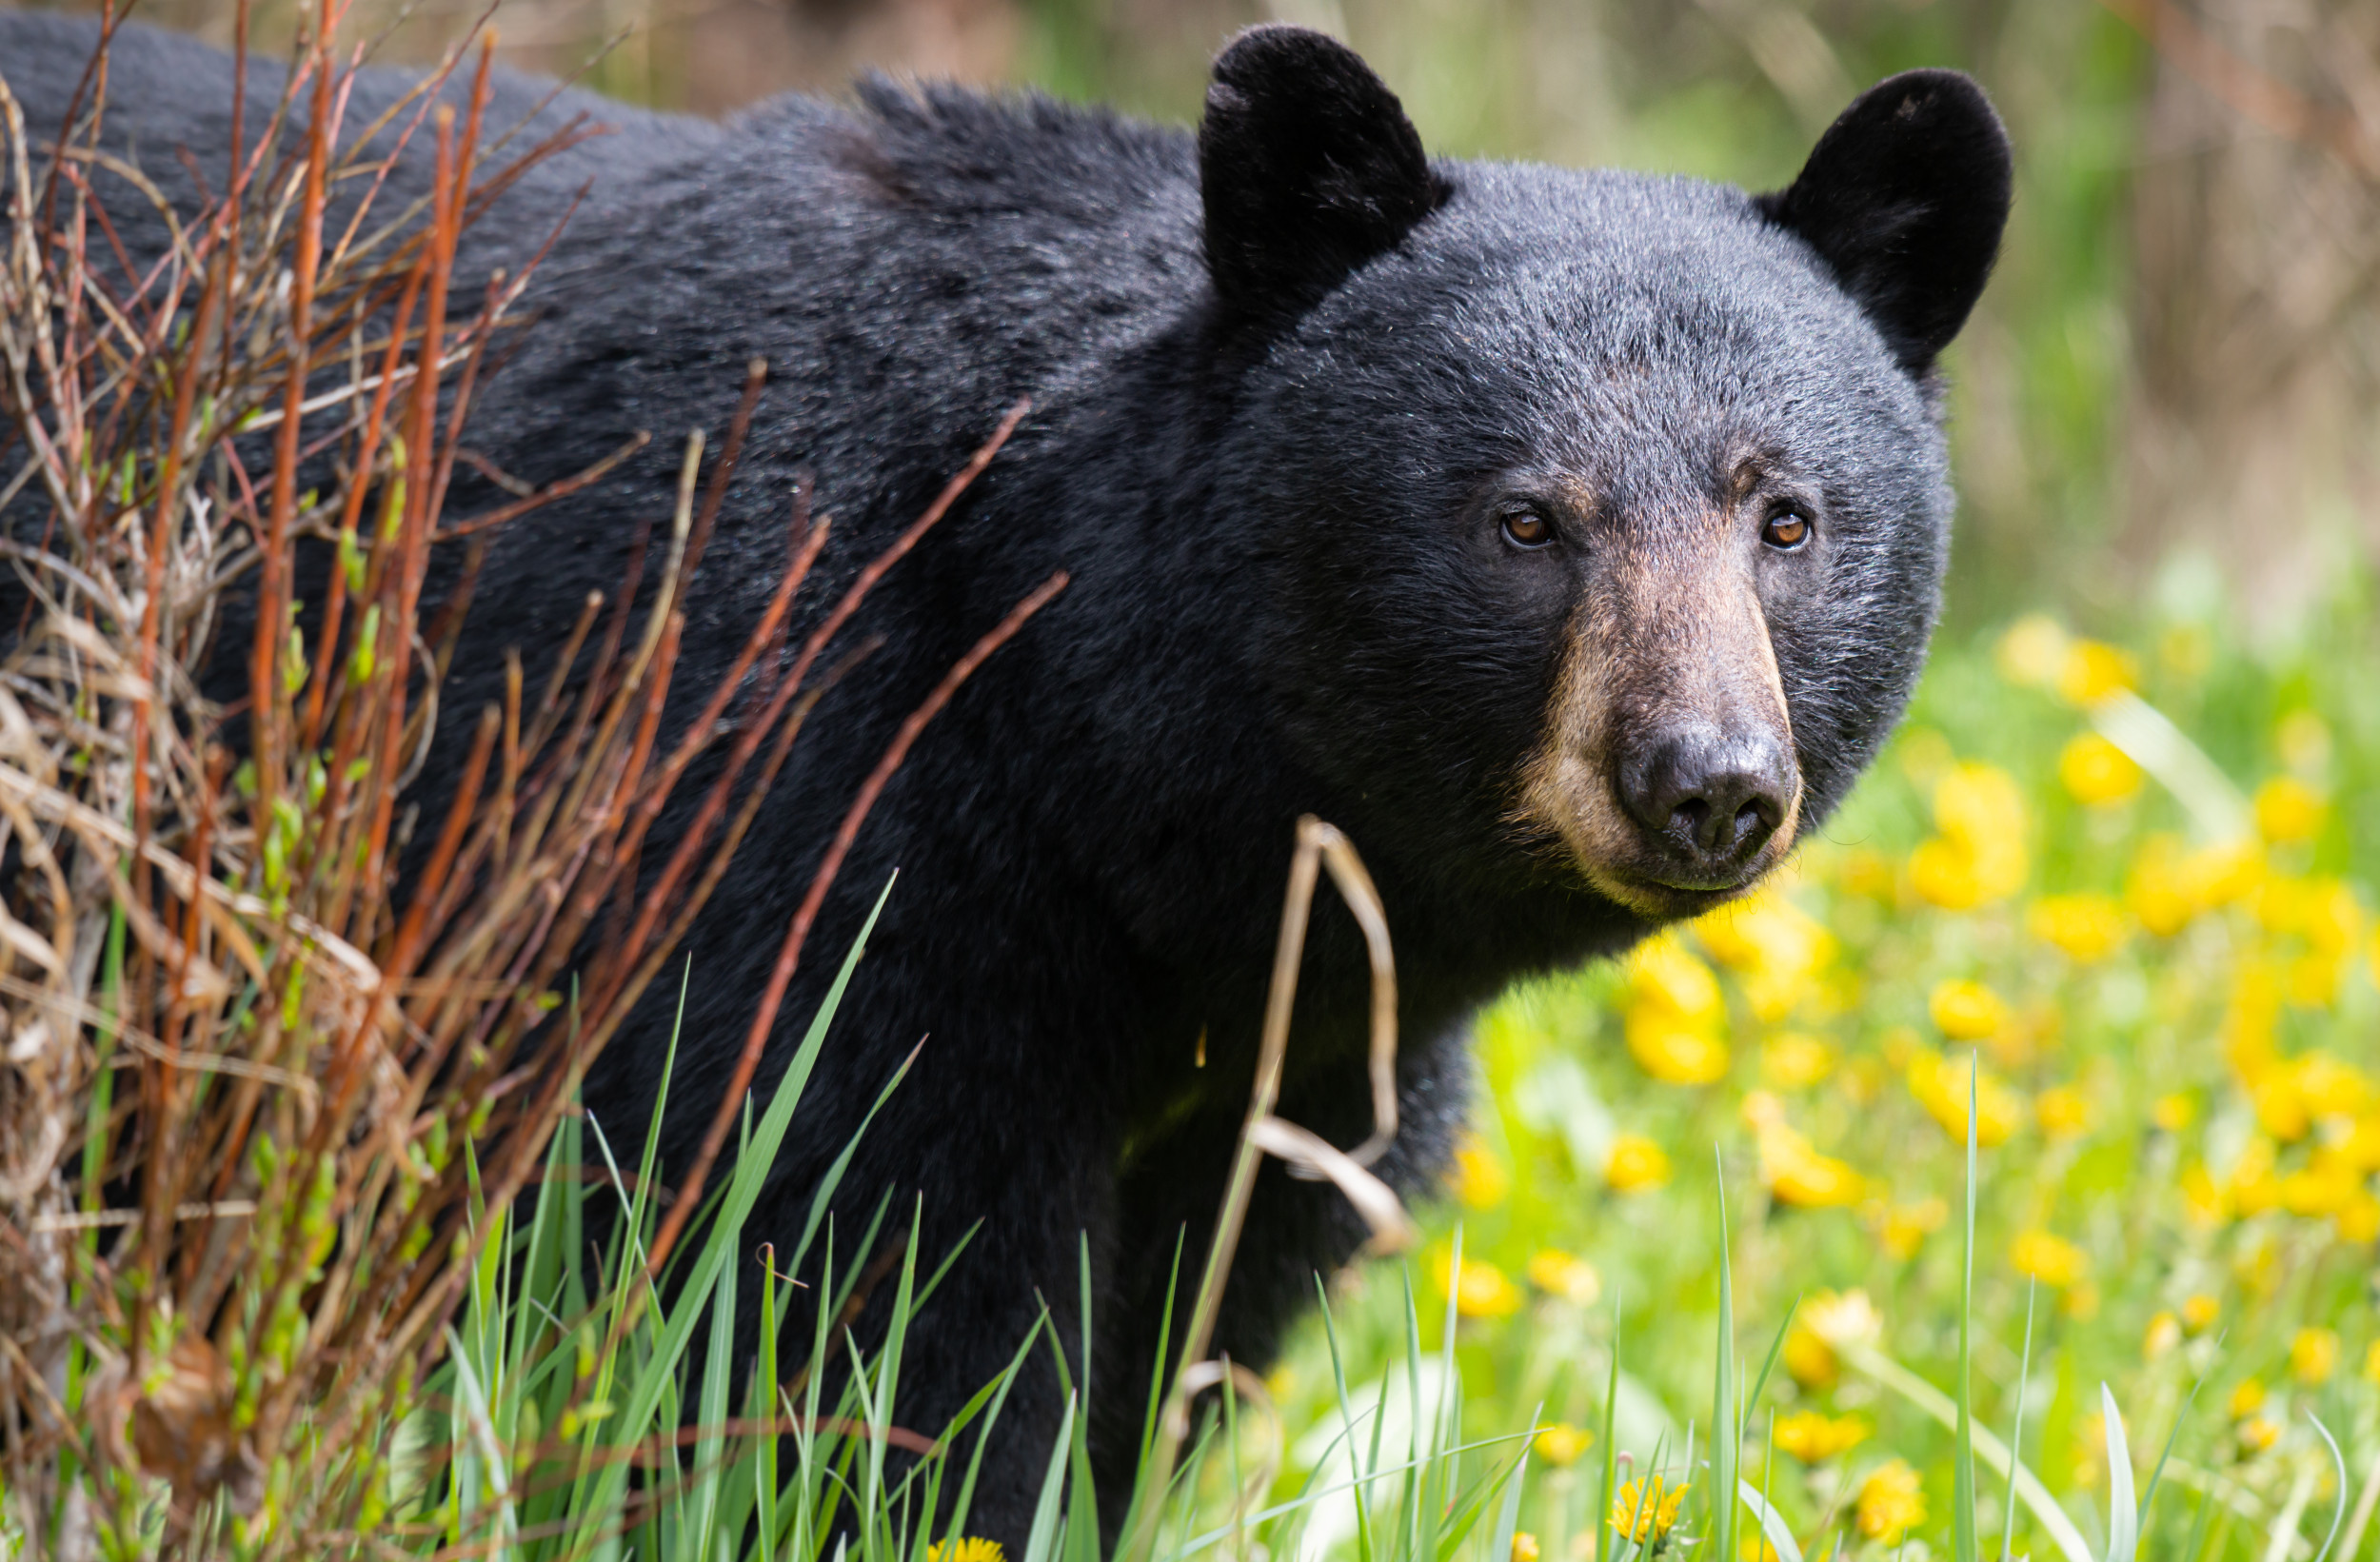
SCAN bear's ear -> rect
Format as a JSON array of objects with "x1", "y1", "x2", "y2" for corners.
[
  {"x1": 1199, "y1": 25, "x2": 1444, "y2": 319},
  {"x1": 1755, "y1": 69, "x2": 2012, "y2": 377}
]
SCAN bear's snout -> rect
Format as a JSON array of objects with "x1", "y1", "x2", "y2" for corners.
[{"x1": 1616, "y1": 723, "x2": 1796, "y2": 887}]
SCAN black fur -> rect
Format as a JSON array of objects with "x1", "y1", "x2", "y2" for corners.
[{"x1": 0, "y1": 14, "x2": 2011, "y2": 1540}]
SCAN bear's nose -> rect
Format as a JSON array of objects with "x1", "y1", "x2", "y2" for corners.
[{"x1": 1617, "y1": 726, "x2": 1795, "y2": 880}]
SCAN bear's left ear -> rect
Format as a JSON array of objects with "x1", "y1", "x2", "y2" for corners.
[
  {"x1": 1756, "y1": 69, "x2": 2013, "y2": 378},
  {"x1": 1199, "y1": 25, "x2": 1446, "y2": 320}
]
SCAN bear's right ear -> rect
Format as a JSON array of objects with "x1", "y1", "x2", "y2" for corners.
[
  {"x1": 1199, "y1": 25, "x2": 1445, "y2": 320},
  {"x1": 1755, "y1": 69, "x2": 2013, "y2": 378}
]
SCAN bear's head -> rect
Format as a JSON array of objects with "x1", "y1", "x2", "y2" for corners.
[{"x1": 1200, "y1": 27, "x2": 2012, "y2": 924}]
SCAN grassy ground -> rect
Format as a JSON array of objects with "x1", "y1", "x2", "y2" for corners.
[{"x1": 1251, "y1": 569, "x2": 2380, "y2": 1562}]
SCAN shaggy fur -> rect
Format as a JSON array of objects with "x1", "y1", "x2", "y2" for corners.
[{"x1": 0, "y1": 13, "x2": 2010, "y2": 1538}]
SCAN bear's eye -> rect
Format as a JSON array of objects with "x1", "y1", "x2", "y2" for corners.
[
  {"x1": 1762, "y1": 508, "x2": 1812, "y2": 550},
  {"x1": 1500, "y1": 510, "x2": 1554, "y2": 549}
]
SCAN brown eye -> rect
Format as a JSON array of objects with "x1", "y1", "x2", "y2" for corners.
[
  {"x1": 1501, "y1": 510, "x2": 1553, "y2": 548},
  {"x1": 1762, "y1": 510, "x2": 1811, "y2": 550}
]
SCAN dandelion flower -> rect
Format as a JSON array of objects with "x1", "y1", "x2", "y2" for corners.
[
  {"x1": 1783, "y1": 1326, "x2": 1837, "y2": 1391},
  {"x1": 2056, "y1": 639, "x2": 2137, "y2": 706},
  {"x1": 928, "y1": 1540, "x2": 1006, "y2": 1562},
  {"x1": 1450, "y1": 1137, "x2": 1510, "y2": 1210},
  {"x1": 2058, "y1": 732, "x2": 2142, "y2": 804},
  {"x1": 2237, "y1": 1416, "x2": 2281, "y2": 1455},
  {"x1": 2143, "y1": 1311, "x2": 2182, "y2": 1359},
  {"x1": 1773, "y1": 1410, "x2": 1869, "y2": 1462},
  {"x1": 1908, "y1": 1049, "x2": 2024, "y2": 1146},
  {"x1": 2228, "y1": 1378, "x2": 2267, "y2": 1419},
  {"x1": 2152, "y1": 1094, "x2": 2198, "y2": 1133},
  {"x1": 1695, "y1": 887, "x2": 1835, "y2": 1020},
  {"x1": 2028, "y1": 893, "x2": 2128, "y2": 962},
  {"x1": 2181, "y1": 1294, "x2": 2220, "y2": 1335},
  {"x1": 1929, "y1": 979, "x2": 2009, "y2": 1041},
  {"x1": 2291, "y1": 1328, "x2": 2339, "y2": 1385},
  {"x1": 1532, "y1": 1422, "x2": 1594, "y2": 1466},
  {"x1": 1525, "y1": 1250, "x2": 1600, "y2": 1306},
  {"x1": 1433, "y1": 1251, "x2": 1522, "y2": 1319},
  {"x1": 2255, "y1": 776, "x2": 2327, "y2": 844},
  {"x1": 1610, "y1": 1475, "x2": 1689, "y2": 1545},
  {"x1": 2364, "y1": 1341, "x2": 2380, "y2": 1385},
  {"x1": 1624, "y1": 1014, "x2": 1730, "y2": 1085},
  {"x1": 2010, "y1": 1229, "x2": 2086, "y2": 1289},
  {"x1": 1606, "y1": 1134, "x2": 1672, "y2": 1194},
  {"x1": 1511, "y1": 1533, "x2": 1539, "y2": 1562},
  {"x1": 1623, "y1": 938, "x2": 1731, "y2": 1084},
  {"x1": 1755, "y1": 1119, "x2": 1866, "y2": 1209},
  {"x1": 1760, "y1": 1032, "x2": 1835, "y2": 1090},
  {"x1": 2035, "y1": 1084, "x2": 2093, "y2": 1139},
  {"x1": 1867, "y1": 1196, "x2": 1948, "y2": 1260},
  {"x1": 1855, "y1": 1459, "x2": 1927, "y2": 1544}
]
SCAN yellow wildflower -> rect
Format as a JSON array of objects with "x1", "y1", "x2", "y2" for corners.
[
  {"x1": 2291, "y1": 1328, "x2": 2340, "y2": 1385},
  {"x1": 2363, "y1": 1341, "x2": 2380, "y2": 1385},
  {"x1": 2292, "y1": 1051, "x2": 2369, "y2": 1118},
  {"x1": 2144, "y1": 1311, "x2": 2182, "y2": 1359},
  {"x1": 1996, "y1": 614, "x2": 2070, "y2": 689},
  {"x1": 2237, "y1": 1416, "x2": 2281, "y2": 1455},
  {"x1": 2129, "y1": 835, "x2": 2261, "y2": 936},
  {"x1": 1511, "y1": 1533, "x2": 1539, "y2": 1562},
  {"x1": 2337, "y1": 1195, "x2": 2380, "y2": 1243},
  {"x1": 928, "y1": 1541, "x2": 1006, "y2": 1562},
  {"x1": 1625, "y1": 1017, "x2": 1730, "y2": 1086},
  {"x1": 2229, "y1": 1137, "x2": 2282, "y2": 1215},
  {"x1": 1835, "y1": 846, "x2": 1897, "y2": 901},
  {"x1": 2180, "y1": 1162, "x2": 2229, "y2": 1228},
  {"x1": 1867, "y1": 1196, "x2": 1948, "y2": 1260},
  {"x1": 1760, "y1": 1031, "x2": 1835, "y2": 1090},
  {"x1": 1908, "y1": 1049, "x2": 2024, "y2": 1147},
  {"x1": 1910, "y1": 836, "x2": 1988, "y2": 909},
  {"x1": 2056, "y1": 639, "x2": 2137, "y2": 705},
  {"x1": 1762, "y1": 1136, "x2": 1865, "y2": 1208},
  {"x1": 1627, "y1": 934, "x2": 1724, "y2": 1024},
  {"x1": 1525, "y1": 1249, "x2": 1601, "y2": 1306},
  {"x1": 1623, "y1": 936, "x2": 1731, "y2": 1084},
  {"x1": 2280, "y1": 1159, "x2": 2358, "y2": 1218},
  {"x1": 1783, "y1": 1325, "x2": 1837, "y2": 1391},
  {"x1": 2228, "y1": 1378, "x2": 2266, "y2": 1419},
  {"x1": 1610, "y1": 1475, "x2": 1689, "y2": 1545},
  {"x1": 1928, "y1": 761, "x2": 2030, "y2": 901},
  {"x1": 2028, "y1": 893, "x2": 2128, "y2": 962},
  {"x1": 1855, "y1": 1459, "x2": 1927, "y2": 1545},
  {"x1": 1450, "y1": 1137, "x2": 1510, "y2": 1210},
  {"x1": 1606, "y1": 1134, "x2": 1672, "y2": 1194},
  {"x1": 2010, "y1": 1229, "x2": 2087, "y2": 1289},
  {"x1": 2059, "y1": 732, "x2": 2143, "y2": 805},
  {"x1": 2255, "y1": 776, "x2": 2327, "y2": 844},
  {"x1": 2152, "y1": 1094, "x2": 2197, "y2": 1134},
  {"x1": 2181, "y1": 1294, "x2": 2220, "y2": 1335},
  {"x1": 1696, "y1": 886, "x2": 1835, "y2": 1021},
  {"x1": 1773, "y1": 1410, "x2": 1869, "y2": 1462},
  {"x1": 1929, "y1": 979, "x2": 2009, "y2": 1041},
  {"x1": 1532, "y1": 1422, "x2": 1593, "y2": 1467},
  {"x1": 1432, "y1": 1251, "x2": 1523, "y2": 1319},
  {"x1": 2036, "y1": 1085, "x2": 2093, "y2": 1139}
]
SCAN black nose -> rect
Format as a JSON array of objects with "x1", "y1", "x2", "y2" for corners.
[{"x1": 1618, "y1": 727, "x2": 1795, "y2": 876}]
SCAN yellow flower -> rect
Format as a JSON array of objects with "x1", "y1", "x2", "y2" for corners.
[
  {"x1": 2255, "y1": 776, "x2": 2327, "y2": 844},
  {"x1": 2128, "y1": 835, "x2": 2262, "y2": 937},
  {"x1": 1867, "y1": 1196, "x2": 1948, "y2": 1260},
  {"x1": 1696, "y1": 886, "x2": 1835, "y2": 1020},
  {"x1": 2028, "y1": 893, "x2": 2129, "y2": 962},
  {"x1": 2144, "y1": 1311, "x2": 2182, "y2": 1359},
  {"x1": 2238, "y1": 1416, "x2": 2281, "y2": 1455},
  {"x1": 1908, "y1": 1049, "x2": 2024, "y2": 1147},
  {"x1": 1525, "y1": 1249, "x2": 1601, "y2": 1306},
  {"x1": 2229, "y1": 1137, "x2": 2282, "y2": 1215},
  {"x1": 2152, "y1": 1094, "x2": 2198, "y2": 1134},
  {"x1": 1433, "y1": 1251, "x2": 1523, "y2": 1319},
  {"x1": 1623, "y1": 936, "x2": 1731, "y2": 1084},
  {"x1": 1610, "y1": 1475, "x2": 1689, "y2": 1545},
  {"x1": 2180, "y1": 1162, "x2": 2229, "y2": 1227},
  {"x1": 1511, "y1": 1532, "x2": 1539, "y2": 1562},
  {"x1": 1909, "y1": 760, "x2": 2033, "y2": 909},
  {"x1": 1929, "y1": 979, "x2": 2009, "y2": 1041},
  {"x1": 1606, "y1": 1134, "x2": 1672, "y2": 1194},
  {"x1": 2181, "y1": 1294, "x2": 2220, "y2": 1335},
  {"x1": 2363, "y1": 1340, "x2": 2380, "y2": 1385},
  {"x1": 2059, "y1": 732, "x2": 2143, "y2": 805},
  {"x1": 2228, "y1": 1378, "x2": 2266, "y2": 1419},
  {"x1": 2337, "y1": 1195, "x2": 2380, "y2": 1244},
  {"x1": 1773, "y1": 1410, "x2": 1870, "y2": 1462},
  {"x1": 1805, "y1": 1288, "x2": 1883, "y2": 1347},
  {"x1": 1450, "y1": 1137, "x2": 1511, "y2": 1210},
  {"x1": 1760, "y1": 1032, "x2": 1835, "y2": 1090},
  {"x1": 2009, "y1": 1229, "x2": 2087, "y2": 1289},
  {"x1": 1532, "y1": 1422, "x2": 1594, "y2": 1466},
  {"x1": 2036, "y1": 1085, "x2": 2094, "y2": 1140},
  {"x1": 1855, "y1": 1459, "x2": 1927, "y2": 1545},
  {"x1": 1996, "y1": 614, "x2": 2070, "y2": 689},
  {"x1": 1783, "y1": 1326, "x2": 1836, "y2": 1391},
  {"x1": 2056, "y1": 639, "x2": 2137, "y2": 706},
  {"x1": 928, "y1": 1540, "x2": 1006, "y2": 1562},
  {"x1": 2291, "y1": 1328, "x2": 2339, "y2": 1385}
]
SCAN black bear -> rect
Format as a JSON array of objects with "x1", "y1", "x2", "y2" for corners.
[{"x1": 0, "y1": 12, "x2": 2011, "y2": 1540}]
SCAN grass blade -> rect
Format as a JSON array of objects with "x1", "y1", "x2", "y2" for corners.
[
  {"x1": 2000, "y1": 1280, "x2": 2035, "y2": 1562},
  {"x1": 1737, "y1": 1480, "x2": 1804, "y2": 1562},
  {"x1": 2102, "y1": 1383, "x2": 2137, "y2": 1562}
]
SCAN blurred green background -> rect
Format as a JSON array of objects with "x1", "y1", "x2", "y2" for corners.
[{"x1": 117, "y1": 0, "x2": 2380, "y2": 641}]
